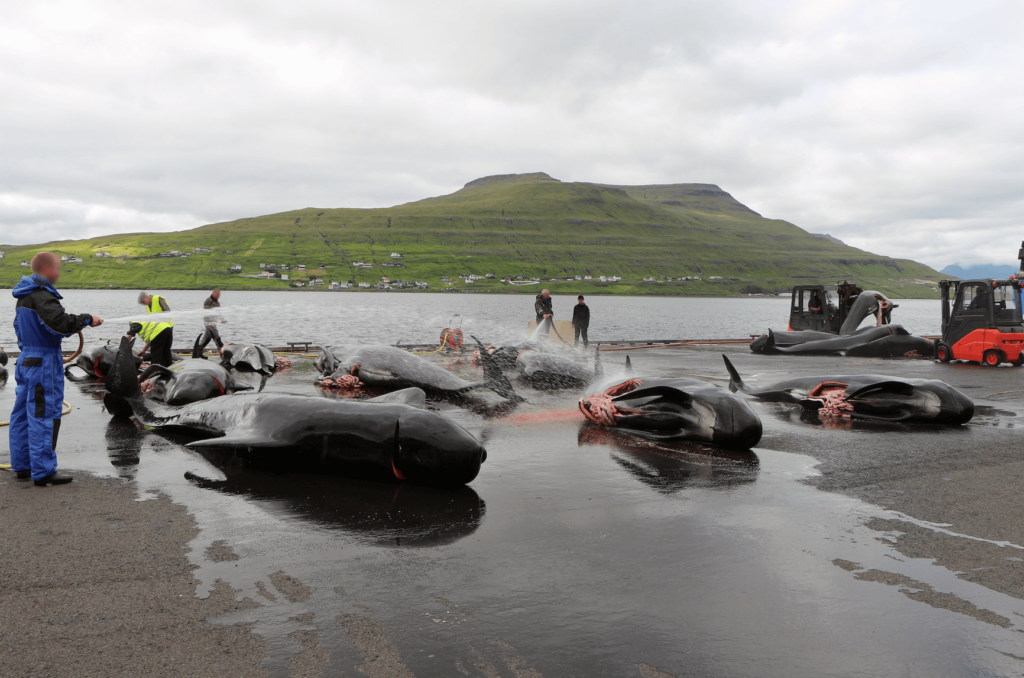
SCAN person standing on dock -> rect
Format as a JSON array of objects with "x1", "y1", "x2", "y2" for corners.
[
  {"x1": 535, "y1": 289, "x2": 553, "y2": 323},
  {"x1": 129, "y1": 292, "x2": 174, "y2": 367},
  {"x1": 10, "y1": 252, "x2": 104, "y2": 486},
  {"x1": 197, "y1": 289, "x2": 224, "y2": 356},
  {"x1": 572, "y1": 295, "x2": 590, "y2": 347}
]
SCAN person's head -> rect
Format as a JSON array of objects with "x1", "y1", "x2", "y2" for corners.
[
  {"x1": 577, "y1": 295, "x2": 585, "y2": 304},
  {"x1": 138, "y1": 291, "x2": 152, "y2": 306},
  {"x1": 30, "y1": 252, "x2": 60, "y2": 284},
  {"x1": 541, "y1": 289, "x2": 550, "y2": 299},
  {"x1": 211, "y1": 289, "x2": 221, "y2": 300}
]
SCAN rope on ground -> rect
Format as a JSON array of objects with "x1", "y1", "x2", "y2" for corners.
[
  {"x1": 0, "y1": 400, "x2": 72, "y2": 427},
  {"x1": 414, "y1": 332, "x2": 450, "y2": 355}
]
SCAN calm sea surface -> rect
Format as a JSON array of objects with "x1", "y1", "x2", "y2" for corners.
[{"x1": 0, "y1": 290, "x2": 943, "y2": 349}]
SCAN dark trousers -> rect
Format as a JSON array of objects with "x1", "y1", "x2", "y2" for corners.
[
  {"x1": 149, "y1": 328, "x2": 174, "y2": 367},
  {"x1": 574, "y1": 325, "x2": 589, "y2": 347},
  {"x1": 198, "y1": 324, "x2": 223, "y2": 352},
  {"x1": 10, "y1": 352, "x2": 63, "y2": 480}
]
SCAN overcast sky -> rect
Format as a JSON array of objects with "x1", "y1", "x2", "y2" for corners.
[{"x1": 2, "y1": 1, "x2": 1022, "y2": 269}]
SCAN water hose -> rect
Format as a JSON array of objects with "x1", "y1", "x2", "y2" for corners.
[
  {"x1": 63, "y1": 332, "x2": 84, "y2": 365},
  {"x1": 0, "y1": 401, "x2": 72, "y2": 431}
]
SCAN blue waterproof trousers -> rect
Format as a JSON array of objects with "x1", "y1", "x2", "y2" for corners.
[{"x1": 9, "y1": 350, "x2": 64, "y2": 481}]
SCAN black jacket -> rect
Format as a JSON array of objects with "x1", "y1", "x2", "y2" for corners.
[
  {"x1": 535, "y1": 295, "x2": 553, "y2": 321},
  {"x1": 15, "y1": 285, "x2": 91, "y2": 337},
  {"x1": 572, "y1": 303, "x2": 590, "y2": 328}
]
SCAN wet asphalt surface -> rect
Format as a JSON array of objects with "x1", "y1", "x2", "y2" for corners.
[{"x1": 3, "y1": 345, "x2": 1024, "y2": 677}]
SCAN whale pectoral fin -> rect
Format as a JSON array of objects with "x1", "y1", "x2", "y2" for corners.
[
  {"x1": 846, "y1": 381, "x2": 916, "y2": 399},
  {"x1": 186, "y1": 434, "x2": 285, "y2": 449},
  {"x1": 232, "y1": 382, "x2": 255, "y2": 392}
]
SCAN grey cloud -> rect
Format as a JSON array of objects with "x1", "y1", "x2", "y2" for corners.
[{"x1": 1, "y1": 0, "x2": 1022, "y2": 267}]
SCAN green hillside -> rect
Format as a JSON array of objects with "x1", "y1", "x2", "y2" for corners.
[{"x1": 0, "y1": 172, "x2": 944, "y2": 298}]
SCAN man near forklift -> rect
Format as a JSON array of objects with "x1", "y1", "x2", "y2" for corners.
[{"x1": 967, "y1": 284, "x2": 989, "y2": 310}]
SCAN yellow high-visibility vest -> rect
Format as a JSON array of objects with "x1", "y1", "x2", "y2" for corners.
[{"x1": 139, "y1": 295, "x2": 173, "y2": 342}]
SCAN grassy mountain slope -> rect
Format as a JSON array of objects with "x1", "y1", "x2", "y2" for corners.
[{"x1": 0, "y1": 172, "x2": 943, "y2": 297}]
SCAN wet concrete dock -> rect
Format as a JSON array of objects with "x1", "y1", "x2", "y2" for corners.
[{"x1": 2, "y1": 346, "x2": 1023, "y2": 677}]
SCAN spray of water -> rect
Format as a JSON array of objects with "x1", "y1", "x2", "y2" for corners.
[{"x1": 98, "y1": 307, "x2": 250, "y2": 325}]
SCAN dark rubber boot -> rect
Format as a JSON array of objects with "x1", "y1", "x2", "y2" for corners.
[
  {"x1": 34, "y1": 472, "x2": 73, "y2": 486},
  {"x1": 15, "y1": 470, "x2": 31, "y2": 480}
]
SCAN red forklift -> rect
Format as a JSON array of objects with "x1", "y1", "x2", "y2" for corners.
[
  {"x1": 936, "y1": 244, "x2": 1024, "y2": 366},
  {"x1": 789, "y1": 281, "x2": 871, "y2": 333}
]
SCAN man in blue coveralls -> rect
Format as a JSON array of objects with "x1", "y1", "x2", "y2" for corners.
[{"x1": 10, "y1": 252, "x2": 103, "y2": 486}]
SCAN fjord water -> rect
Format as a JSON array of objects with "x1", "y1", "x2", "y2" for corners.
[{"x1": 0, "y1": 290, "x2": 942, "y2": 348}]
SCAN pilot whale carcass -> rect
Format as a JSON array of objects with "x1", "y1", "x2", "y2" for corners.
[
  {"x1": 140, "y1": 359, "x2": 253, "y2": 405},
  {"x1": 220, "y1": 342, "x2": 282, "y2": 375},
  {"x1": 578, "y1": 375, "x2": 763, "y2": 449},
  {"x1": 65, "y1": 342, "x2": 140, "y2": 380},
  {"x1": 103, "y1": 337, "x2": 487, "y2": 485},
  {"x1": 722, "y1": 355, "x2": 973, "y2": 424},
  {"x1": 516, "y1": 349, "x2": 601, "y2": 389},
  {"x1": 316, "y1": 339, "x2": 521, "y2": 401},
  {"x1": 752, "y1": 326, "x2": 934, "y2": 358}
]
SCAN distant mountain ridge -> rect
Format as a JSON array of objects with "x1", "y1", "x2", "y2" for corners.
[
  {"x1": 0, "y1": 172, "x2": 944, "y2": 297},
  {"x1": 940, "y1": 263, "x2": 1019, "y2": 280}
]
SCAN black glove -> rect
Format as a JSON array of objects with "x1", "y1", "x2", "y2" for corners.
[{"x1": 126, "y1": 322, "x2": 143, "y2": 338}]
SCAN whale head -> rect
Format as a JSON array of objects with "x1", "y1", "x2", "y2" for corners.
[{"x1": 394, "y1": 410, "x2": 486, "y2": 485}]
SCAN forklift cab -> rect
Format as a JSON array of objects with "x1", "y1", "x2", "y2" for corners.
[
  {"x1": 938, "y1": 279, "x2": 1024, "y2": 365},
  {"x1": 789, "y1": 282, "x2": 861, "y2": 334}
]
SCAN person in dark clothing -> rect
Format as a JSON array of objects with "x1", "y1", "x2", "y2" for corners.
[
  {"x1": 968, "y1": 285, "x2": 989, "y2": 311},
  {"x1": 197, "y1": 289, "x2": 224, "y2": 355},
  {"x1": 128, "y1": 292, "x2": 174, "y2": 366},
  {"x1": 572, "y1": 295, "x2": 590, "y2": 347},
  {"x1": 535, "y1": 289, "x2": 553, "y2": 323},
  {"x1": 10, "y1": 252, "x2": 103, "y2": 486}
]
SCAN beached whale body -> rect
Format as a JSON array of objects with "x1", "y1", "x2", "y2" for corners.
[
  {"x1": 66, "y1": 343, "x2": 140, "y2": 380},
  {"x1": 579, "y1": 375, "x2": 763, "y2": 449},
  {"x1": 750, "y1": 326, "x2": 933, "y2": 357},
  {"x1": 722, "y1": 355, "x2": 973, "y2": 424},
  {"x1": 516, "y1": 350, "x2": 600, "y2": 389},
  {"x1": 104, "y1": 337, "x2": 486, "y2": 485},
  {"x1": 316, "y1": 341, "x2": 520, "y2": 400},
  {"x1": 221, "y1": 342, "x2": 278, "y2": 375},
  {"x1": 140, "y1": 358, "x2": 253, "y2": 405}
]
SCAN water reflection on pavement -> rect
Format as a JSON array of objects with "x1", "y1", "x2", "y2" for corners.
[{"x1": 4, "y1": 346, "x2": 1024, "y2": 677}]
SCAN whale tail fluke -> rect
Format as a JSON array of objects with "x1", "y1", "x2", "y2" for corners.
[
  {"x1": 472, "y1": 336, "x2": 524, "y2": 402},
  {"x1": 722, "y1": 354, "x2": 750, "y2": 394}
]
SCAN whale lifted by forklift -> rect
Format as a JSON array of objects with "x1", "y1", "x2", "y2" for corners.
[
  {"x1": 750, "y1": 283, "x2": 932, "y2": 357},
  {"x1": 934, "y1": 242, "x2": 1024, "y2": 366}
]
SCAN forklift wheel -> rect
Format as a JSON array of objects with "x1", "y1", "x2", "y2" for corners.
[
  {"x1": 1014, "y1": 354, "x2": 1024, "y2": 367},
  {"x1": 936, "y1": 343, "x2": 952, "y2": 362},
  {"x1": 982, "y1": 350, "x2": 1004, "y2": 366}
]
